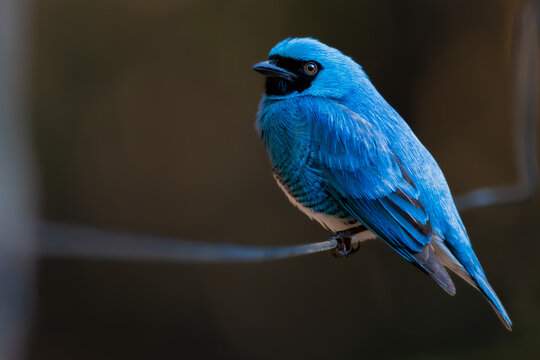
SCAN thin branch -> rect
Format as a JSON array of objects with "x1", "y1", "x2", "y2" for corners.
[{"x1": 39, "y1": 222, "x2": 338, "y2": 262}]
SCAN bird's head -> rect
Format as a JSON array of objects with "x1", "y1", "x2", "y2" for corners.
[{"x1": 252, "y1": 38, "x2": 364, "y2": 99}]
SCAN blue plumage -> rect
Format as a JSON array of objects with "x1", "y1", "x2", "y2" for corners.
[{"x1": 253, "y1": 38, "x2": 512, "y2": 330}]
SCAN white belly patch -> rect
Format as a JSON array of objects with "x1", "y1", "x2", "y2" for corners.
[{"x1": 274, "y1": 176, "x2": 377, "y2": 242}]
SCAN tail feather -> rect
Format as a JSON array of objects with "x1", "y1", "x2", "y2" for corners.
[
  {"x1": 432, "y1": 237, "x2": 512, "y2": 330},
  {"x1": 474, "y1": 275, "x2": 513, "y2": 331},
  {"x1": 413, "y1": 243, "x2": 456, "y2": 296}
]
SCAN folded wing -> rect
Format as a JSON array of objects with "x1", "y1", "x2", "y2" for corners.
[{"x1": 305, "y1": 98, "x2": 455, "y2": 294}]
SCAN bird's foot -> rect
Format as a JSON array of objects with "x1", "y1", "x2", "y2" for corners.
[
  {"x1": 330, "y1": 233, "x2": 361, "y2": 258},
  {"x1": 329, "y1": 226, "x2": 365, "y2": 258}
]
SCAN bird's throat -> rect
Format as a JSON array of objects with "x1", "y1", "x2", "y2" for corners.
[{"x1": 264, "y1": 74, "x2": 313, "y2": 96}]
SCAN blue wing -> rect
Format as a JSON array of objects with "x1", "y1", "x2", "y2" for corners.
[{"x1": 303, "y1": 97, "x2": 455, "y2": 294}]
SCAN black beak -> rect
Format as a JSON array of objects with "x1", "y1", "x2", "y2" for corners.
[{"x1": 252, "y1": 60, "x2": 297, "y2": 81}]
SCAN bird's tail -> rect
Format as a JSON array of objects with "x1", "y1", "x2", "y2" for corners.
[
  {"x1": 432, "y1": 237, "x2": 512, "y2": 331},
  {"x1": 474, "y1": 274, "x2": 513, "y2": 331}
]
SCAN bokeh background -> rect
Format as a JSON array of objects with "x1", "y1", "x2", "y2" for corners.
[{"x1": 15, "y1": 0, "x2": 540, "y2": 358}]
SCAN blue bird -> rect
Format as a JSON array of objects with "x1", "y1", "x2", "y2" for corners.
[{"x1": 252, "y1": 38, "x2": 512, "y2": 330}]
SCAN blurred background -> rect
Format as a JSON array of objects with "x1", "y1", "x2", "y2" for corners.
[{"x1": 2, "y1": 0, "x2": 540, "y2": 359}]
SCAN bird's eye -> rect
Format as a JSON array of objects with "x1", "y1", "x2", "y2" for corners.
[{"x1": 304, "y1": 62, "x2": 318, "y2": 75}]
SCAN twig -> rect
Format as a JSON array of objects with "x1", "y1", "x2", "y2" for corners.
[{"x1": 39, "y1": 222, "x2": 338, "y2": 262}]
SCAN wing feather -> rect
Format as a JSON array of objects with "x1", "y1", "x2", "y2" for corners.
[{"x1": 304, "y1": 98, "x2": 454, "y2": 293}]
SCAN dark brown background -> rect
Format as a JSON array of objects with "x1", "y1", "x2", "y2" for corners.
[{"x1": 29, "y1": 0, "x2": 539, "y2": 359}]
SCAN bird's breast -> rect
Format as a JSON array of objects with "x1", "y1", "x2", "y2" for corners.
[
  {"x1": 273, "y1": 174, "x2": 359, "y2": 232},
  {"x1": 257, "y1": 99, "x2": 357, "y2": 227}
]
